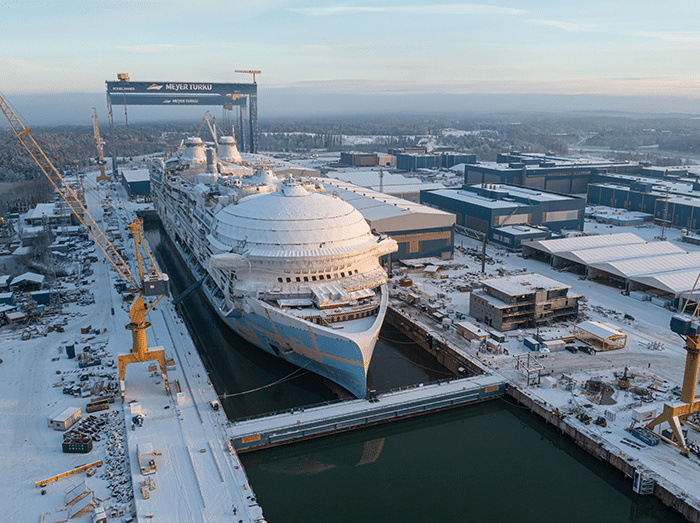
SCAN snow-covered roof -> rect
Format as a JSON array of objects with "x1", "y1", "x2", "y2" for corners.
[
  {"x1": 9, "y1": 272, "x2": 45, "y2": 286},
  {"x1": 482, "y1": 273, "x2": 571, "y2": 297},
  {"x1": 555, "y1": 241, "x2": 685, "y2": 266},
  {"x1": 524, "y1": 232, "x2": 646, "y2": 254},
  {"x1": 631, "y1": 268, "x2": 700, "y2": 297},
  {"x1": 575, "y1": 321, "x2": 623, "y2": 339},
  {"x1": 122, "y1": 169, "x2": 151, "y2": 183},
  {"x1": 591, "y1": 251, "x2": 700, "y2": 279},
  {"x1": 317, "y1": 178, "x2": 454, "y2": 232}
]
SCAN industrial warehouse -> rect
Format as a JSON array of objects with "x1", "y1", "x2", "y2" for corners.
[
  {"x1": 522, "y1": 232, "x2": 700, "y2": 309},
  {"x1": 420, "y1": 183, "x2": 585, "y2": 249}
]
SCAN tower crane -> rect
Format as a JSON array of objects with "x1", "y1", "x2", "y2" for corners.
[
  {"x1": 646, "y1": 274, "x2": 700, "y2": 452},
  {"x1": 235, "y1": 70, "x2": 261, "y2": 83},
  {"x1": 92, "y1": 108, "x2": 110, "y2": 183},
  {"x1": 0, "y1": 93, "x2": 170, "y2": 398}
]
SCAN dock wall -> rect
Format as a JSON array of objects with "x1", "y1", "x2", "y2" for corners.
[
  {"x1": 507, "y1": 384, "x2": 700, "y2": 522},
  {"x1": 387, "y1": 302, "x2": 700, "y2": 522},
  {"x1": 385, "y1": 305, "x2": 490, "y2": 376}
]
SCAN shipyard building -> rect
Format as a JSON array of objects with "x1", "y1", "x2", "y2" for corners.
[
  {"x1": 470, "y1": 273, "x2": 581, "y2": 331},
  {"x1": 323, "y1": 170, "x2": 446, "y2": 203},
  {"x1": 587, "y1": 170, "x2": 700, "y2": 231},
  {"x1": 120, "y1": 169, "x2": 151, "y2": 199},
  {"x1": 464, "y1": 152, "x2": 648, "y2": 194},
  {"x1": 420, "y1": 183, "x2": 585, "y2": 249},
  {"x1": 318, "y1": 178, "x2": 455, "y2": 262},
  {"x1": 521, "y1": 232, "x2": 700, "y2": 310}
]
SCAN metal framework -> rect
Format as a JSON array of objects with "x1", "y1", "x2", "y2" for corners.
[
  {"x1": 105, "y1": 75, "x2": 258, "y2": 175},
  {"x1": 647, "y1": 271, "x2": 700, "y2": 452},
  {"x1": 0, "y1": 92, "x2": 170, "y2": 398}
]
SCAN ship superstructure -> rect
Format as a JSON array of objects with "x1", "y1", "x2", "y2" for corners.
[{"x1": 150, "y1": 144, "x2": 397, "y2": 397}]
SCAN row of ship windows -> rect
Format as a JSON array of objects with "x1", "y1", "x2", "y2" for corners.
[{"x1": 278, "y1": 269, "x2": 359, "y2": 284}]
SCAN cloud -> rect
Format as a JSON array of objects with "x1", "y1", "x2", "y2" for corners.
[
  {"x1": 526, "y1": 19, "x2": 598, "y2": 32},
  {"x1": 115, "y1": 44, "x2": 195, "y2": 53},
  {"x1": 630, "y1": 31, "x2": 700, "y2": 43},
  {"x1": 288, "y1": 4, "x2": 524, "y2": 17}
]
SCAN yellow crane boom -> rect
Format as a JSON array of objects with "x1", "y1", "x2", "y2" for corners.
[
  {"x1": 235, "y1": 69, "x2": 261, "y2": 83},
  {"x1": 0, "y1": 93, "x2": 170, "y2": 398}
]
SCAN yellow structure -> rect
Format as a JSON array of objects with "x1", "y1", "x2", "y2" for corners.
[
  {"x1": 0, "y1": 94, "x2": 170, "y2": 399},
  {"x1": 92, "y1": 108, "x2": 110, "y2": 183},
  {"x1": 573, "y1": 321, "x2": 627, "y2": 351},
  {"x1": 36, "y1": 460, "x2": 103, "y2": 487}
]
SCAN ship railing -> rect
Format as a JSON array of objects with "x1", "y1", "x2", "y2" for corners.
[
  {"x1": 302, "y1": 302, "x2": 379, "y2": 325},
  {"x1": 226, "y1": 376, "x2": 467, "y2": 425}
]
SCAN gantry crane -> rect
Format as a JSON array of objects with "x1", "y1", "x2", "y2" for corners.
[
  {"x1": 0, "y1": 93, "x2": 170, "y2": 398},
  {"x1": 92, "y1": 108, "x2": 110, "y2": 183},
  {"x1": 646, "y1": 273, "x2": 700, "y2": 452}
]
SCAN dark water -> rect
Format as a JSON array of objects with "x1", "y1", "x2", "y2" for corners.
[
  {"x1": 143, "y1": 215, "x2": 684, "y2": 523},
  {"x1": 143, "y1": 215, "x2": 453, "y2": 418}
]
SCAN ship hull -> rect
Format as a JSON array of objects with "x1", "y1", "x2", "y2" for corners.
[{"x1": 166, "y1": 229, "x2": 381, "y2": 398}]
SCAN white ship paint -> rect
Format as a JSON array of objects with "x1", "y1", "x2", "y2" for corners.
[{"x1": 150, "y1": 147, "x2": 397, "y2": 398}]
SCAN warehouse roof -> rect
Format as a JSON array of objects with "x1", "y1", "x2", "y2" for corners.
[
  {"x1": 523, "y1": 232, "x2": 646, "y2": 254},
  {"x1": 122, "y1": 169, "x2": 150, "y2": 183},
  {"x1": 317, "y1": 178, "x2": 454, "y2": 232},
  {"x1": 555, "y1": 241, "x2": 686, "y2": 266},
  {"x1": 482, "y1": 273, "x2": 571, "y2": 297},
  {"x1": 631, "y1": 268, "x2": 700, "y2": 297},
  {"x1": 590, "y1": 251, "x2": 700, "y2": 279}
]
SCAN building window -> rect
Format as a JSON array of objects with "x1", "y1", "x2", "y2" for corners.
[{"x1": 407, "y1": 241, "x2": 421, "y2": 254}]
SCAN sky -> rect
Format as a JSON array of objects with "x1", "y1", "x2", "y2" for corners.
[{"x1": 1, "y1": 1, "x2": 699, "y2": 124}]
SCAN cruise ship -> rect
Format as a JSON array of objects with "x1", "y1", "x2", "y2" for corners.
[{"x1": 150, "y1": 138, "x2": 397, "y2": 398}]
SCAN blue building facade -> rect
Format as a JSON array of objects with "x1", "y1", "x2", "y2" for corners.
[{"x1": 421, "y1": 184, "x2": 585, "y2": 249}]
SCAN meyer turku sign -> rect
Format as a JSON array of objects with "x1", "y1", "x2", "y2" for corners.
[{"x1": 105, "y1": 76, "x2": 258, "y2": 174}]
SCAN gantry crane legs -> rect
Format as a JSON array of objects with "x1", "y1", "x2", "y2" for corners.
[
  {"x1": 0, "y1": 93, "x2": 170, "y2": 398},
  {"x1": 646, "y1": 273, "x2": 700, "y2": 452}
]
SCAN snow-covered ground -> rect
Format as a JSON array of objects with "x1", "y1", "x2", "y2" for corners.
[
  {"x1": 389, "y1": 214, "x2": 700, "y2": 508},
  {"x1": 0, "y1": 169, "x2": 263, "y2": 523}
]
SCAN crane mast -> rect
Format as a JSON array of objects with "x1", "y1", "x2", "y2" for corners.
[
  {"x1": 0, "y1": 93, "x2": 170, "y2": 398},
  {"x1": 92, "y1": 108, "x2": 110, "y2": 183}
]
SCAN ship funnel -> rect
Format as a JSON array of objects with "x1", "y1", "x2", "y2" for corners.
[
  {"x1": 219, "y1": 135, "x2": 242, "y2": 162},
  {"x1": 206, "y1": 147, "x2": 218, "y2": 173},
  {"x1": 181, "y1": 137, "x2": 206, "y2": 164}
]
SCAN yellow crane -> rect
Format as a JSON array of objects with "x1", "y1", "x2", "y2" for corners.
[
  {"x1": 646, "y1": 275, "x2": 700, "y2": 452},
  {"x1": 0, "y1": 93, "x2": 170, "y2": 398},
  {"x1": 92, "y1": 108, "x2": 110, "y2": 183},
  {"x1": 235, "y1": 70, "x2": 261, "y2": 83}
]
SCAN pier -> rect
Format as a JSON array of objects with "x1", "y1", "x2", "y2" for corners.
[{"x1": 228, "y1": 374, "x2": 505, "y2": 452}]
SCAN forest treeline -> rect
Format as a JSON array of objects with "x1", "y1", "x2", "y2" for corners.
[{"x1": 1, "y1": 112, "x2": 697, "y2": 191}]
